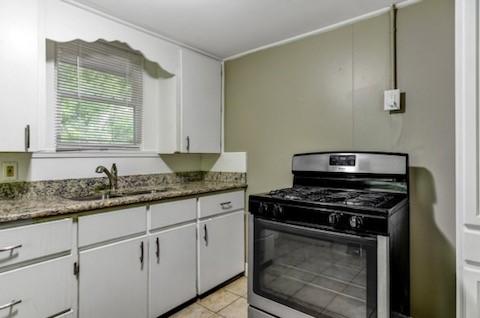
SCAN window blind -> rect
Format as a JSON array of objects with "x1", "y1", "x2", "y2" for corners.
[{"x1": 55, "y1": 40, "x2": 143, "y2": 150}]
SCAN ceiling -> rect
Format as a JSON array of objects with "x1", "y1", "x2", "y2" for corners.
[{"x1": 72, "y1": 0, "x2": 407, "y2": 59}]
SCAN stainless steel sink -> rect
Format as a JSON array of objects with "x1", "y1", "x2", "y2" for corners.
[
  {"x1": 65, "y1": 188, "x2": 173, "y2": 201},
  {"x1": 65, "y1": 192, "x2": 124, "y2": 201},
  {"x1": 118, "y1": 188, "x2": 172, "y2": 196}
]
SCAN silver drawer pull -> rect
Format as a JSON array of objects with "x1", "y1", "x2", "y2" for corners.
[
  {"x1": 0, "y1": 244, "x2": 22, "y2": 253},
  {"x1": 0, "y1": 299, "x2": 22, "y2": 311},
  {"x1": 220, "y1": 201, "x2": 232, "y2": 209}
]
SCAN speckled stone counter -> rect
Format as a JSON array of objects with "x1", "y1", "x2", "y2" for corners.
[{"x1": 0, "y1": 172, "x2": 247, "y2": 224}]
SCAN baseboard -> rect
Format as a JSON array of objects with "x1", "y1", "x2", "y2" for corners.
[{"x1": 198, "y1": 272, "x2": 246, "y2": 299}]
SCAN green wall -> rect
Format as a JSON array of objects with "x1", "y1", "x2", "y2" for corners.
[{"x1": 224, "y1": 0, "x2": 455, "y2": 317}]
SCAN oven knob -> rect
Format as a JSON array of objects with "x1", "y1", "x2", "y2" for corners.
[
  {"x1": 328, "y1": 213, "x2": 341, "y2": 226},
  {"x1": 349, "y1": 216, "x2": 364, "y2": 229},
  {"x1": 273, "y1": 204, "x2": 284, "y2": 218},
  {"x1": 259, "y1": 202, "x2": 268, "y2": 215}
]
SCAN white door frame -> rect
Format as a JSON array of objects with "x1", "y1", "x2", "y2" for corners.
[{"x1": 456, "y1": 0, "x2": 480, "y2": 317}]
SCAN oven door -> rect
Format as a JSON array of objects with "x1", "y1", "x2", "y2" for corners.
[{"x1": 248, "y1": 215, "x2": 389, "y2": 318}]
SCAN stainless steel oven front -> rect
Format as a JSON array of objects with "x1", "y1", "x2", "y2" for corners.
[{"x1": 248, "y1": 215, "x2": 389, "y2": 318}]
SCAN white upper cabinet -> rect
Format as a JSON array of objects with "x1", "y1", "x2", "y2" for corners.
[
  {"x1": 179, "y1": 49, "x2": 222, "y2": 153},
  {"x1": 0, "y1": 0, "x2": 40, "y2": 152},
  {"x1": 0, "y1": 0, "x2": 222, "y2": 153}
]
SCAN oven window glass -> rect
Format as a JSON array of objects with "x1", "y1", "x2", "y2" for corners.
[{"x1": 253, "y1": 218, "x2": 377, "y2": 318}]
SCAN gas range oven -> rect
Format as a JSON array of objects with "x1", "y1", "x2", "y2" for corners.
[{"x1": 248, "y1": 152, "x2": 410, "y2": 318}]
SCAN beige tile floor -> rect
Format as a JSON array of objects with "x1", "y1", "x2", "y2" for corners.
[{"x1": 170, "y1": 276, "x2": 248, "y2": 318}]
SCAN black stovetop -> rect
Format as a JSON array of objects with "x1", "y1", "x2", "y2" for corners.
[{"x1": 262, "y1": 186, "x2": 406, "y2": 210}]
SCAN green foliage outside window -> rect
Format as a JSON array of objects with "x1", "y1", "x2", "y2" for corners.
[{"x1": 57, "y1": 62, "x2": 136, "y2": 146}]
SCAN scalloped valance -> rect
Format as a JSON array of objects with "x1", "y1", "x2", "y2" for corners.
[{"x1": 45, "y1": 0, "x2": 180, "y2": 75}]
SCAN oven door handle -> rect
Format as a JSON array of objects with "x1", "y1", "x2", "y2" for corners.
[{"x1": 254, "y1": 217, "x2": 378, "y2": 245}]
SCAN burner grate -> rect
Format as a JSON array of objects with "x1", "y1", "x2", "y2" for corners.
[{"x1": 268, "y1": 186, "x2": 398, "y2": 208}]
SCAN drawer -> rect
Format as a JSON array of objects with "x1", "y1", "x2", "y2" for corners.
[
  {"x1": 150, "y1": 198, "x2": 196, "y2": 230},
  {"x1": 0, "y1": 256, "x2": 73, "y2": 318},
  {"x1": 0, "y1": 219, "x2": 72, "y2": 270},
  {"x1": 198, "y1": 190, "x2": 244, "y2": 218},
  {"x1": 79, "y1": 206, "x2": 147, "y2": 248}
]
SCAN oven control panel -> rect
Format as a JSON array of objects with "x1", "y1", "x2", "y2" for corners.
[
  {"x1": 250, "y1": 199, "x2": 389, "y2": 235},
  {"x1": 329, "y1": 155, "x2": 356, "y2": 167}
]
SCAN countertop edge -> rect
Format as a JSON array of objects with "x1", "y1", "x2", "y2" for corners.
[{"x1": 0, "y1": 183, "x2": 248, "y2": 224}]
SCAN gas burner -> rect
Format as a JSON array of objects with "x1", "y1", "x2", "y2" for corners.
[
  {"x1": 268, "y1": 186, "x2": 400, "y2": 208},
  {"x1": 268, "y1": 187, "x2": 338, "y2": 201},
  {"x1": 315, "y1": 191, "x2": 357, "y2": 203},
  {"x1": 346, "y1": 193, "x2": 395, "y2": 207}
]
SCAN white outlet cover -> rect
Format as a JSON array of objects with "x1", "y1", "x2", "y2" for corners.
[{"x1": 384, "y1": 89, "x2": 401, "y2": 111}]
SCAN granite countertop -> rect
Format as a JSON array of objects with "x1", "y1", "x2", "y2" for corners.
[{"x1": 0, "y1": 180, "x2": 247, "y2": 224}]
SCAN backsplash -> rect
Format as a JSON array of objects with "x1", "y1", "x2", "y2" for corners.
[
  {"x1": 203, "y1": 171, "x2": 247, "y2": 183},
  {"x1": 0, "y1": 171, "x2": 247, "y2": 200}
]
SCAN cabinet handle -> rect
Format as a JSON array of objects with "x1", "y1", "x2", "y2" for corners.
[
  {"x1": 155, "y1": 237, "x2": 160, "y2": 263},
  {"x1": 203, "y1": 224, "x2": 208, "y2": 246},
  {"x1": 0, "y1": 244, "x2": 22, "y2": 253},
  {"x1": 24, "y1": 125, "x2": 30, "y2": 150},
  {"x1": 186, "y1": 136, "x2": 190, "y2": 152},
  {"x1": 220, "y1": 201, "x2": 233, "y2": 209},
  {"x1": 140, "y1": 241, "x2": 144, "y2": 264},
  {"x1": 0, "y1": 299, "x2": 22, "y2": 311}
]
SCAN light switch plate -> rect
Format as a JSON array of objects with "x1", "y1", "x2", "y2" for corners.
[
  {"x1": 384, "y1": 89, "x2": 401, "y2": 111},
  {"x1": 2, "y1": 161, "x2": 18, "y2": 181}
]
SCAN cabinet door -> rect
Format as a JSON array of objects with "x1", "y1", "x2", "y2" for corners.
[
  {"x1": 149, "y1": 224, "x2": 196, "y2": 317},
  {"x1": 463, "y1": 268, "x2": 480, "y2": 317},
  {"x1": 0, "y1": 0, "x2": 39, "y2": 151},
  {"x1": 79, "y1": 237, "x2": 147, "y2": 318},
  {"x1": 198, "y1": 211, "x2": 245, "y2": 294},
  {"x1": 181, "y1": 49, "x2": 221, "y2": 153}
]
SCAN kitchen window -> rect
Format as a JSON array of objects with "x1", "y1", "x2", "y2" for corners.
[{"x1": 55, "y1": 40, "x2": 143, "y2": 150}]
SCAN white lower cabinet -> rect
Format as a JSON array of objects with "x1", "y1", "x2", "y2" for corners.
[
  {"x1": 78, "y1": 236, "x2": 148, "y2": 318},
  {"x1": 149, "y1": 223, "x2": 197, "y2": 317},
  {"x1": 0, "y1": 255, "x2": 73, "y2": 318},
  {"x1": 0, "y1": 219, "x2": 73, "y2": 270},
  {"x1": 54, "y1": 311, "x2": 75, "y2": 318},
  {"x1": 0, "y1": 190, "x2": 245, "y2": 318},
  {"x1": 463, "y1": 267, "x2": 480, "y2": 317},
  {"x1": 198, "y1": 211, "x2": 245, "y2": 294}
]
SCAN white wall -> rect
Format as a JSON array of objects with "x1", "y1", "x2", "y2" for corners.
[{"x1": 201, "y1": 152, "x2": 247, "y2": 172}]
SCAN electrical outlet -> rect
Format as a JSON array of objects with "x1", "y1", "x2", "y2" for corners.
[
  {"x1": 2, "y1": 161, "x2": 18, "y2": 181},
  {"x1": 384, "y1": 89, "x2": 401, "y2": 111}
]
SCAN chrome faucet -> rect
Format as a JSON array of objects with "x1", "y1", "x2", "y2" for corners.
[{"x1": 95, "y1": 163, "x2": 118, "y2": 191}]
